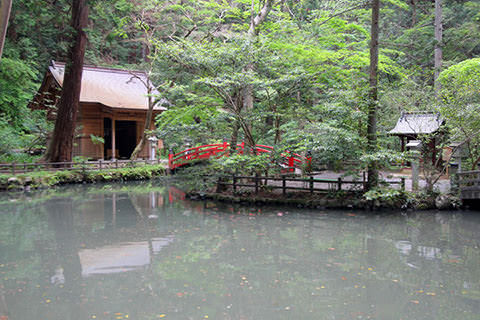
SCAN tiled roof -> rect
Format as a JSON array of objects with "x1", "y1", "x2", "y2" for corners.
[
  {"x1": 49, "y1": 61, "x2": 167, "y2": 111},
  {"x1": 389, "y1": 112, "x2": 443, "y2": 135}
]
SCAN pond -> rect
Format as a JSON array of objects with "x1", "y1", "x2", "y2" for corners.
[{"x1": 0, "y1": 181, "x2": 479, "y2": 320}]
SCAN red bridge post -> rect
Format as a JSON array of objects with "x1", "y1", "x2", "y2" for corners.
[
  {"x1": 289, "y1": 156, "x2": 294, "y2": 172},
  {"x1": 168, "y1": 149, "x2": 174, "y2": 171}
]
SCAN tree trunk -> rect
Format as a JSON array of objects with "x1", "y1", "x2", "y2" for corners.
[
  {"x1": 434, "y1": 0, "x2": 442, "y2": 96},
  {"x1": 130, "y1": 90, "x2": 154, "y2": 160},
  {"x1": 230, "y1": 119, "x2": 240, "y2": 153},
  {"x1": 274, "y1": 114, "x2": 281, "y2": 144},
  {"x1": 241, "y1": 0, "x2": 274, "y2": 150},
  {"x1": 45, "y1": 0, "x2": 88, "y2": 163},
  {"x1": 366, "y1": 0, "x2": 380, "y2": 190},
  {"x1": 0, "y1": 0, "x2": 12, "y2": 60}
]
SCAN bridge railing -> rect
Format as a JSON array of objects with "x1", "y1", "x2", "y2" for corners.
[{"x1": 168, "y1": 142, "x2": 311, "y2": 171}]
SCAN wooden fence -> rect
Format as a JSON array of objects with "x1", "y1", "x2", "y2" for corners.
[
  {"x1": 0, "y1": 158, "x2": 164, "y2": 175},
  {"x1": 456, "y1": 170, "x2": 480, "y2": 200},
  {"x1": 217, "y1": 174, "x2": 405, "y2": 195}
]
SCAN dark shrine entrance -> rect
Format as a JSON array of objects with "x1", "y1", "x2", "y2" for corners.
[
  {"x1": 103, "y1": 118, "x2": 137, "y2": 159},
  {"x1": 116, "y1": 120, "x2": 137, "y2": 159}
]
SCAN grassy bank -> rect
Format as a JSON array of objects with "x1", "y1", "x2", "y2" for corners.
[{"x1": 0, "y1": 164, "x2": 166, "y2": 191}]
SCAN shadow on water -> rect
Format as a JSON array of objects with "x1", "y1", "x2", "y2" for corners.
[{"x1": 0, "y1": 181, "x2": 479, "y2": 319}]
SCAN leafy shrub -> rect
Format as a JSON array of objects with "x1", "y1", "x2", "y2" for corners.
[{"x1": 363, "y1": 187, "x2": 408, "y2": 207}]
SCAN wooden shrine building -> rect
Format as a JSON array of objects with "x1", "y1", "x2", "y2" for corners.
[
  {"x1": 389, "y1": 111, "x2": 444, "y2": 163},
  {"x1": 30, "y1": 61, "x2": 167, "y2": 160}
]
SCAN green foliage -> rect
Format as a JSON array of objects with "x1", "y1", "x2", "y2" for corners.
[
  {"x1": 215, "y1": 153, "x2": 277, "y2": 174},
  {"x1": 363, "y1": 187, "x2": 408, "y2": 207},
  {"x1": 90, "y1": 134, "x2": 105, "y2": 145},
  {"x1": 439, "y1": 58, "x2": 480, "y2": 169},
  {"x1": 0, "y1": 58, "x2": 37, "y2": 128}
]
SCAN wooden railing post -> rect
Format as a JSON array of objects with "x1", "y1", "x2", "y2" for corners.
[
  {"x1": 99, "y1": 159, "x2": 103, "y2": 170},
  {"x1": 233, "y1": 174, "x2": 237, "y2": 193},
  {"x1": 255, "y1": 172, "x2": 259, "y2": 194},
  {"x1": 11, "y1": 162, "x2": 15, "y2": 175},
  {"x1": 401, "y1": 178, "x2": 405, "y2": 191},
  {"x1": 310, "y1": 176, "x2": 314, "y2": 194},
  {"x1": 337, "y1": 177, "x2": 342, "y2": 191},
  {"x1": 23, "y1": 162, "x2": 27, "y2": 173},
  {"x1": 115, "y1": 159, "x2": 118, "y2": 169},
  {"x1": 282, "y1": 175, "x2": 286, "y2": 195}
]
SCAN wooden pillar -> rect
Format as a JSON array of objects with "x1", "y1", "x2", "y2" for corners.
[
  {"x1": 111, "y1": 117, "x2": 116, "y2": 160},
  {"x1": 401, "y1": 136, "x2": 405, "y2": 167}
]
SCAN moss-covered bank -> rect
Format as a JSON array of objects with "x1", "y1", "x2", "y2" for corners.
[
  {"x1": 188, "y1": 189, "x2": 461, "y2": 211},
  {"x1": 0, "y1": 165, "x2": 166, "y2": 191}
]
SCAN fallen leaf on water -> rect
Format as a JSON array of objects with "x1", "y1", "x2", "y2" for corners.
[
  {"x1": 410, "y1": 300, "x2": 419, "y2": 304},
  {"x1": 341, "y1": 276, "x2": 347, "y2": 281}
]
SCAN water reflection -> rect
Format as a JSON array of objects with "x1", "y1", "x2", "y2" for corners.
[{"x1": 0, "y1": 182, "x2": 479, "y2": 320}]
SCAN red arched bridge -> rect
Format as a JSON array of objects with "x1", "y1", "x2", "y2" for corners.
[{"x1": 168, "y1": 142, "x2": 311, "y2": 172}]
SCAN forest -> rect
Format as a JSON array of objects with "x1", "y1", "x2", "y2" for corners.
[{"x1": 1, "y1": 0, "x2": 480, "y2": 184}]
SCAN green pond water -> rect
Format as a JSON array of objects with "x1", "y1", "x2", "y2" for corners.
[{"x1": 0, "y1": 181, "x2": 479, "y2": 320}]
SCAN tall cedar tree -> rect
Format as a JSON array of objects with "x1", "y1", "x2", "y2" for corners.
[
  {"x1": 45, "y1": 0, "x2": 88, "y2": 162},
  {"x1": 367, "y1": 0, "x2": 380, "y2": 190},
  {"x1": 0, "y1": 0, "x2": 12, "y2": 59},
  {"x1": 434, "y1": 0, "x2": 442, "y2": 95}
]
